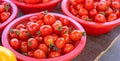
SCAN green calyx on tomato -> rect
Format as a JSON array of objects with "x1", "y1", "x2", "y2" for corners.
[
  {"x1": 82, "y1": 32, "x2": 85, "y2": 36},
  {"x1": 28, "y1": 41, "x2": 32, "y2": 47},
  {"x1": 36, "y1": 31, "x2": 41, "y2": 36},
  {"x1": 58, "y1": 26, "x2": 62, "y2": 31},
  {"x1": 44, "y1": 10, "x2": 48, "y2": 15},
  {"x1": 4, "y1": 3, "x2": 10, "y2": 12}
]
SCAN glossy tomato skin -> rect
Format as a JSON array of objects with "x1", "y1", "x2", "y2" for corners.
[
  {"x1": 89, "y1": 9, "x2": 98, "y2": 18},
  {"x1": 28, "y1": 51, "x2": 34, "y2": 57},
  {"x1": 20, "y1": 41, "x2": 28, "y2": 53},
  {"x1": 84, "y1": 0, "x2": 94, "y2": 11},
  {"x1": 28, "y1": 38, "x2": 38, "y2": 50},
  {"x1": 18, "y1": 29, "x2": 29, "y2": 40},
  {"x1": 40, "y1": 25, "x2": 53, "y2": 36},
  {"x1": 35, "y1": 36, "x2": 43, "y2": 43},
  {"x1": 51, "y1": 34, "x2": 58, "y2": 41},
  {"x1": 112, "y1": 1, "x2": 120, "y2": 9},
  {"x1": 0, "y1": 5, "x2": 4, "y2": 13},
  {"x1": 29, "y1": 15, "x2": 39, "y2": 22},
  {"x1": 60, "y1": 17, "x2": 70, "y2": 26},
  {"x1": 62, "y1": 34, "x2": 70, "y2": 44},
  {"x1": 60, "y1": 26, "x2": 70, "y2": 35},
  {"x1": 10, "y1": 38, "x2": 20, "y2": 50},
  {"x1": 105, "y1": 8, "x2": 114, "y2": 17},
  {"x1": 94, "y1": 14, "x2": 106, "y2": 22},
  {"x1": 44, "y1": 35, "x2": 55, "y2": 46},
  {"x1": 44, "y1": 13, "x2": 56, "y2": 25},
  {"x1": 97, "y1": 1, "x2": 108, "y2": 11},
  {"x1": 70, "y1": 30, "x2": 82, "y2": 41},
  {"x1": 38, "y1": 43, "x2": 48, "y2": 53},
  {"x1": 48, "y1": 51, "x2": 60, "y2": 58},
  {"x1": 0, "y1": 12, "x2": 10, "y2": 22},
  {"x1": 63, "y1": 44, "x2": 74, "y2": 54},
  {"x1": 107, "y1": 13, "x2": 117, "y2": 22},
  {"x1": 79, "y1": 8, "x2": 88, "y2": 16},
  {"x1": 33, "y1": 49, "x2": 46, "y2": 59},
  {"x1": 9, "y1": 29, "x2": 19, "y2": 38},
  {"x1": 55, "y1": 37, "x2": 66, "y2": 48},
  {"x1": 16, "y1": 24, "x2": 26, "y2": 30}
]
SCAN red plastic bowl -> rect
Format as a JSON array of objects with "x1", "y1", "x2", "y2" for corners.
[
  {"x1": 11, "y1": 0, "x2": 61, "y2": 14},
  {"x1": 0, "y1": 0, "x2": 18, "y2": 36},
  {"x1": 2, "y1": 12, "x2": 86, "y2": 61},
  {"x1": 61, "y1": 0, "x2": 120, "y2": 36}
]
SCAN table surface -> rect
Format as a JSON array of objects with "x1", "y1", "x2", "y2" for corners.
[{"x1": 11, "y1": 3, "x2": 120, "y2": 61}]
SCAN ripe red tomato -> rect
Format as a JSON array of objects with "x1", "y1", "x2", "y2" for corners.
[
  {"x1": 10, "y1": 38, "x2": 20, "y2": 50},
  {"x1": 70, "y1": 30, "x2": 82, "y2": 41},
  {"x1": 69, "y1": 5, "x2": 78, "y2": 15},
  {"x1": 89, "y1": 9, "x2": 98, "y2": 18},
  {"x1": 60, "y1": 26, "x2": 70, "y2": 35},
  {"x1": 0, "y1": 12, "x2": 10, "y2": 22},
  {"x1": 63, "y1": 44, "x2": 74, "y2": 54},
  {"x1": 70, "y1": 0, "x2": 77, "y2": 7},
  {"x1": 9, "y1": 29, "x2": 19, "y2": 38},
  {"x1": 107, "y1": 13, "x2": 117, "y2": 22},
  {"x1": 60, "y1": 17, "x2": 70, "y2": 26},
  {"x1": 94, "y1": 14, "x2": 106, "y2": 22},
  {"x1": 51, "y1": 34, "x2": 58, "y2": 41},
  {"x1": 25, "y1": 0, "x2": 42, "y2": 4},
  {"x1": 38, "y1": 43, "x2": 48, "y2": 53},
  {"x1": 29, "y1": 15, "x2": 39, "y2": 22},
  {"x1": 114, "y1": 9, "x2": 120, "y2": 17},
  {"x1": 28, "y1": 51, "x2": 34, "y2": 57},
  {"x1": 20, "y1": 41, "x2": 28, "y2": 53},
  {"x1": 33, "y1": 49, "x2": 46, "y2": 58},
  {"x1": 18, "y1": 29, "x2": 29, "y2": 40},
  {"x1": 48, "y1": 51, "x2": 60, "y2": 58},
  {"x1": 44, "y1": 13, "x2": 56, "y2": 25},
  {"x1": 27, "y1": 22, "x2": 39, "y2": 35},
  {"x1": 44, "y1": 35, "x2": 55, "y2": 46},
  {"x1": 0, "y1": 5, "x2": 4, "y2": 13},
  {"x1": 105, "y1": 8, "x2": 114, "y2": 17},
  {"x1": 78, "y1": 8, "x2": 88, "y2": 16},
  {"x1": 28, "y1": 38, "x2": 38, "y2": 50},
  {"x1": 84, "y1": 0, "x2": 94, "y2": 11},
  {"x1": 97, "y1": 1, "x2": 108, "y2": 11},
  {"x1": 16, "y1": 24, "x2": 26, "y2": 30},
  {"x1": 81, "y1": 15, "x2": 91, "y2": 21},
  {"x1": 62, "y1": 34, "x2": 70, "y2": 44},
  {"x1": 40, "y1": 25, "x2": 53, "y2": 36},
  {"x1": 35, "y1": 36, "x2": 43, "y2": 43},
  {"x1": 112, "y1": 1, "x2": 120, "y2": 9},
  {"x1": 55, "y1": 37, "x2": 66, "y2": 48},
  {"x1": 38, "y1": 12, "x2": 45, "y2": 20},
  {"x1": 37, "y1": 20, "x2": 44, "y2": 27},
  {"x1": 52, "y1": 21, "x2": 63, "y2": 34},
  {"x1": 76, "y1": 4, "x2": 84, "y2": 10}
]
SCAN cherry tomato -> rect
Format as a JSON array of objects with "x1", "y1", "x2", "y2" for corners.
[
  {"x1": 114, "y1": 9, "x2": 120, "y2": 17},
  {"x1": 81, "y1": 15, "x2": 91, "y2": 21},
  {"x1": 18, "y1": 29, "x2": 29, "y2": 40},
  {"x1": 44, "y1": 35, "x2": 55, "y2": 46},
  {"x1": 84, "y1": 0, "x2": 94, "y2": 11},
  {"x1": 112, "y1": 1, "x2": 120, "y2": 9},
  {"x1": 55, "y1": 37, "x2": 66, "y2": 48},
  {"x1": 0, "y1": 5, "x2": 4, "y2": 13},
  {"x1": 33, "y1": 49, "x2": 46, "y2": 58},
  {"x1": 27, "y1": 22, "x2": 39, "y2": 35},
  {"x1": 37, "y1": 20, "x2": 44, "y2": 27},
  {"x1": 97, "y1": 1, "x2": 108, "y2": 11},
  {"x1": 89, "y1": 9, "x2": 98, "y2": 18},
  {"x1": 70, "y1": 0, "x2": 77, "y2": 7},
  {"x1": 29, "y1": 15, "x2": 39, "y2": 22},
  {"x1": 69, "y1": 5, "x2": 78, "y2": 15},
  {"x1": 38, "y1": 43, "x2": 48, "y2": 53},
  {"x1": 10, "y1": 38, "x2": 20, "y2": 50},
  {"x1": 52, "y1": 21, "x2": 63, "y2": 34},
  {"x1": 78, "y1": 8, "x2": 88, "y2": 16},
  {"x1": 70, "y1": 30, "x2": 82, "y2": 41},
  {"x1": 35, "y1": 36, "x2": 43, "y2": 43},
  {"x1": 28, "y1": 51, "x2": 34, "y2": 57},
  {"x1": 16, "y1": 24, "x2": 26, "y2": 30},
  {"x1": 0, "y1": 12, "x2": 10, "y2": 22},
  {"x1": 20, "y1": 41, "x2": 28, "y2": 53},
  {"x1": 105, "y1": 8, "x2": 114, "y2": 17},
  {"x1": 76, "y1": 4, "x2": 84, "y2": 10},
  {"x1": 51, "y1": 34, "x2": 58, "y2": 41},
  {"x1": 40, "y1": 25, "x2": 53, "y2": 36},
  {"x1": 60, "y1": 17, "x2": 70, "y2": 26},
  {"x1": 44, "y1": 13, "x2": 56, "y2": 25},
  {"x1": 63, "y1": 44, "x2": 74, "y2": 54},
  {"x1": 62, "y1": 34, "x2": 70, "y2": 44},
  {"x1": 9, "y1": 29, "x2": 19, "y2": 38},
  {"x1": 25, "y1": 0, "x2": 42, "y2": 4},
  {"x1": 60, "y1": 26, "x2": 70, "y2": 35},
  {"x1": 94, "y1": 14, "x2": 106, "y2": 22},
  {"x1": 48, "y1": 51, "x2": 60, "y2": 58},
  {"x1": 28, "y1": 38, "x2": 38, "y2": 50},
  {"x1": 38, "y1": 12, "x2": 45, "y2": 20},
  {"x1": 107, "y1": 13, "x2": 117, "y2": 22}
]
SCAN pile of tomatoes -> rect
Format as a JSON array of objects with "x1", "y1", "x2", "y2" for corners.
[
  {"x1": 0, "y1": 1, "x2": 11, "y2": 23},
  {"x1": 19, "y1": 0, "x2": 51, "y2": 4},
  {"x1": 69, "y1": 0, "x2": 120, "y2": 23},
  {"x1": 9, "y1": 12, "x2": 84, "y2": 59}
]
